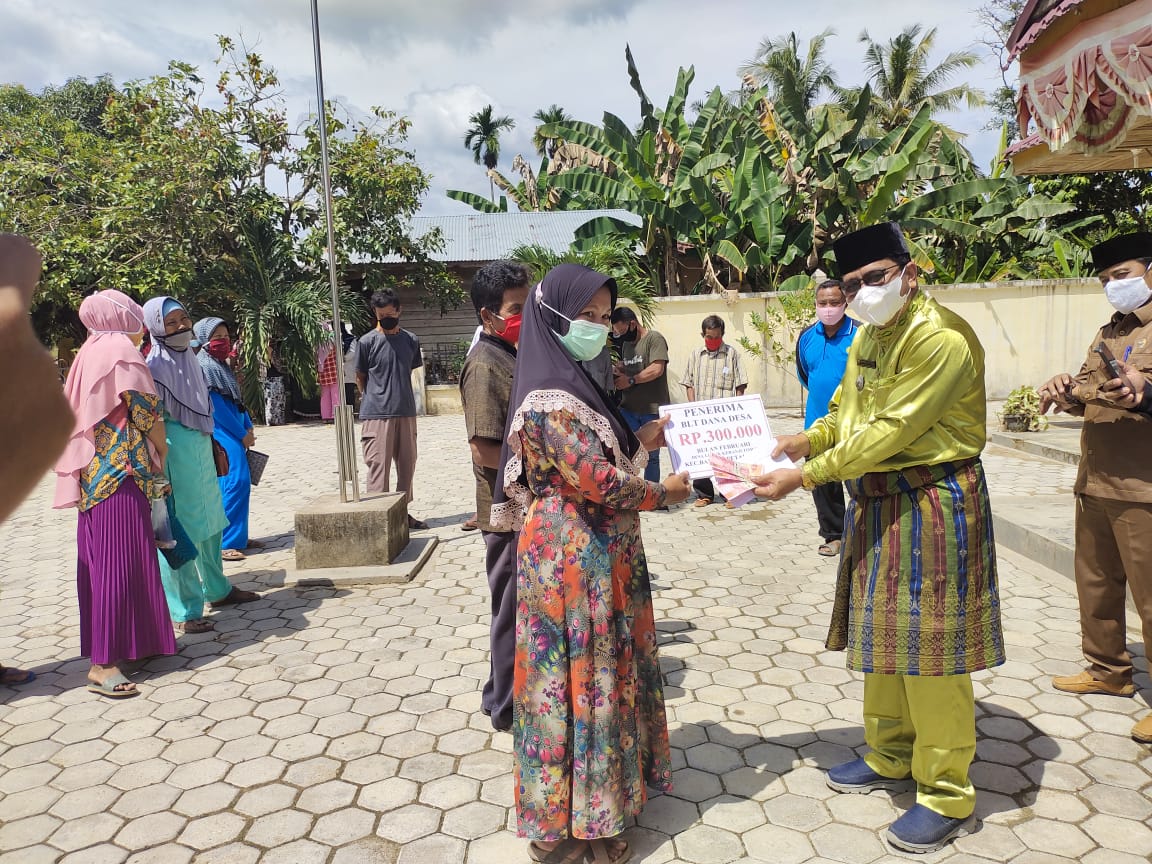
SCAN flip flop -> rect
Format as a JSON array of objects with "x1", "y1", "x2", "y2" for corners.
[
  {"x1": 222, "y1": 549, "x2": 246, "y2": 561},
  {"x1": 586, "y1": 839, "x2": 631, "y2": 864},
  {"x1": 818, "y1": 539, "x2": 843, "y2": 557},
  {"x1": 0, "y1": 666, "x2": 36, "y2": 686},
  {"x1": 87, "y1": 671, "x2": 139, "y2": 699},
  {"x1": 408, "y1": 516, "x2": 429, "y2": 530},
  {"x1": 694, "y1": 498, "x2": 713, "y2": 508},
  {"x1": 528, "y1": 840, "x2": 586, "y2": 863},
  {"x1": 461, "y1": 517, "x2": 479, "y2": 531}
]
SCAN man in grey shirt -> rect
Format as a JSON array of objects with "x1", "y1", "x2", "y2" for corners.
[{"x1": 356, "y1": 288, "x2": 427, "y2": 529}]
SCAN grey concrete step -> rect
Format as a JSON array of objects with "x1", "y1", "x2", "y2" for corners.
[
  {"x1": 992, "y1": 494, "x2": 1074, "y2": 580},
  {"x1": 988, "y1": 431, "x2": 1079, "y2": 466},
  {"x1": 983, "y1": 427, "x2": 1080, "y2": 582}
]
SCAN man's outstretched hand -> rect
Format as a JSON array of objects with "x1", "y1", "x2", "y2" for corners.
[{"x1": 751, "y1": 468, "x2": 804, "y2": 501}]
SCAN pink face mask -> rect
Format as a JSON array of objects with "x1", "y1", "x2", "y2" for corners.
[{"x1": 816, "y1": 304, "x2": 846, "y2": 327}]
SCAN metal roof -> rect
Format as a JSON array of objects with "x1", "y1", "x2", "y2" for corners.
[{"x1": 376, "y1": 209, "x2": 642, "y2": 264}]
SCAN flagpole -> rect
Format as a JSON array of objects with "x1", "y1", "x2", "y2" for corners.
[{"x1": 310, "y1": 0, "x2": 360, "y2": 502}]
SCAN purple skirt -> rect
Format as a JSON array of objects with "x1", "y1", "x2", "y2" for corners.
[{"x1": 77, "y1": 481, "x2": 176, "y2": 665}]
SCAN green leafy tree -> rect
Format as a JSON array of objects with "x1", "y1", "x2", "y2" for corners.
[
  {"x1": 736, "y1": 275, "x2": 816, "y2": 375},
  {"x1": 448, "y1": 154, "x2": 575, "y2": 213},
  {"x1": 464, "y1": 104, "x2": 516, "y2": 202},
  {"x1": 508, "y1": 239, "x2": 659, "y2": 325},
  {"x1": 223, "y1": 218, "x2": 364, "y2": 421},
  {"x1": 738, "y1": 29, "x2": 839, "y2": 118},
  {"x1": 542, "y1": 48, "x2": 1010, "y2": 293},
  {"x1": 532, "y1": 104, "x2": 571, "y2": 158},
  {"x1": 0, "y1": 36, "x2": 442, "y2": 416},
  {"x1": 0, "y1": 71, "x2": 240, "y2": 337},
  {"x1": 851, "y1": 25, "x2": 985, "y2": 131},
  {"x1": 976, "y1": 0, "x2": 1025, "y2": 138}
]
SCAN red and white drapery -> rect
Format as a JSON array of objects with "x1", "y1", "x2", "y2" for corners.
[{"x1": 1017, "y1": 4, "x2": 1152, "y2": 154}]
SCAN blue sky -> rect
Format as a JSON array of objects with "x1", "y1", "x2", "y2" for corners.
[{"x1": 2, "y1": 0, "x2": 1012, "y2": 216}]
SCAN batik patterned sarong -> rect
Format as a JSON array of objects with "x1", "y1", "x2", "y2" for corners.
[{"x1": 827, "y1": 457, "x2": 1005, "y2": 676}]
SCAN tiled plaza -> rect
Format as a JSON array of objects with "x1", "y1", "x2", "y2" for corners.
[{"x1": 1, "y1": 413, "x2": 1149, "y2": 864}]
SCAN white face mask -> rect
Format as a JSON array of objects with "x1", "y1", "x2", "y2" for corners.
[
  {"x1": 1104, "y1": 274, "x2": 1152, "y2": 315},
  {"x1": 848, "y1": 265, "x2": 908, "y2": 327}
]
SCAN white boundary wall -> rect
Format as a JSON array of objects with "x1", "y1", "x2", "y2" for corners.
[{"x1": 646, "y1": 279, "x2": 1112, "y2": 407}]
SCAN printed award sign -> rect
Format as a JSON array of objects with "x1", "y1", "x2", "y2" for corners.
[{"x1": 658, "y1": 394, "x2": 793, "y2": 480}]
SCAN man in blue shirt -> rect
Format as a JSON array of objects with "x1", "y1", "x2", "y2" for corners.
[{"x1": 795, "y1": 279, "x2": 859, "y2": 556}]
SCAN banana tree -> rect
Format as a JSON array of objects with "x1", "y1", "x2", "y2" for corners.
[
  {"x1": 538, "y1": 48, "x2": 809, "y2": 293},
  {"x1": 446, "y1": 154, "x2": 574, "y2": 213}
]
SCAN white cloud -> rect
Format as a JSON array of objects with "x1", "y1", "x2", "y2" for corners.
[
  {"x1": 246, "y1": 0, "x2": 645, "y2": 48},
  {"x1": 0, "y1": 0, "x2": 1012, "y2": 214}
]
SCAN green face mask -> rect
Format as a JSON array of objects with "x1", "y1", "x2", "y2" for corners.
[{"x1": 542, "y1": 299, "x2": 609, "y2": 361}]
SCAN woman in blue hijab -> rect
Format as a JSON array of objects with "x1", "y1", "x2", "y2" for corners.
[
  {"x1": 143, "y1": 297, "x2": 258, "y2": 632},
  {"x1": 194, "y1": 317, "x2": 260, "y2": 561}
]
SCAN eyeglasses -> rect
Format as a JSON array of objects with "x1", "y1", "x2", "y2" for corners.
[{"x1": 842, "y1": 264, "x2": 901, "y2": 296}]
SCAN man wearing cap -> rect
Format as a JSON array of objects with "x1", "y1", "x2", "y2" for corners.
[
  {"x1": 752, "y1": 222, "x2": 1005, "y2": 853},
  {"x1": 1039, "y1": 232, "x2": 1152, "y2": 744}
]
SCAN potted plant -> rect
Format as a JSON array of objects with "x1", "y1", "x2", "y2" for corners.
[{"x1": 1000, "y1": 385, "x2": 1048, "y2": 432}]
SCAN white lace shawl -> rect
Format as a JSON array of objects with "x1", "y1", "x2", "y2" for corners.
[{"x1": 489, "y1": 389, "x2": 650, "y2": 532}]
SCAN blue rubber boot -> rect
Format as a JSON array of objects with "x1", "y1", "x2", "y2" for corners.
[
  {"x1": 826, "y1": 758, "x2": 914, "y2": 794},
  {"x1": 886, "y1": 803, "x2": 975, "y2": 853}
]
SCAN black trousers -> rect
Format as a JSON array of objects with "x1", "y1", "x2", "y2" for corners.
[
  {"x1": 812, "y1": 481, "x2": 845, "y2": 541},
  {"x1": 481, "y1": 530, "x2": 516, "y2": 730}
]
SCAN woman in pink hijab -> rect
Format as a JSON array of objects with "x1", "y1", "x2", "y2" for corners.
[{"x1": 54, "y1": 290, "x2": 176, "y2": 697}]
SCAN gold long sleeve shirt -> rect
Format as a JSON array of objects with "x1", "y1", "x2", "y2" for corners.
[{"x1": 802, "y1": 292, "x2": 988, "y2": 488}]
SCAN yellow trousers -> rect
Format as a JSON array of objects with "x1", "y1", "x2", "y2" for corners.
[{"x1": 862, "y1": 672, "x2": 976, "y2": 819}]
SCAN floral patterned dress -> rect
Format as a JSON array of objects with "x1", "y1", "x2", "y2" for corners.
[
  {"x1": 79, "y1": 391, "x2": 165, "y2": 511},
  {"x1": 514, "y1": 408, "x2": 673, "y2": 841}
]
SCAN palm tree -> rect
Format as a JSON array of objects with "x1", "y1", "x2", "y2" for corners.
[
  {"x1": 532, "y1": 104, "x2": 571, "y2": 158},
  {"x1": 739, "y1": 29, "x2": 839, "y2": 119},
  {"x1": 508, "y1": 241, "x2": 659, "y2": 325},
  {"x1": 223, "y1": 217, "x2": 364, "y2": 421},
  {"x1": 855, "y1": 25, "x2": 985, "y2": 131},
  {"x1": 463, "y1": 105, "x2": 516, "y2": 202}
]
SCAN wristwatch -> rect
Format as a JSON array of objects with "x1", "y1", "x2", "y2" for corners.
[{"x1": 628, "y1": 376, "x2": 636, "y2": 387}]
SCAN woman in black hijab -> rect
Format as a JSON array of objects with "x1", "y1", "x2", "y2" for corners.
[{"x1": 491, "y1": 264, "x2": 690, "y2": 864}]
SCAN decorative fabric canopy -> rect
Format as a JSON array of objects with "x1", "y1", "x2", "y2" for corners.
[{"x1": 1009, "y1": 0, "x2": 1152, "y2": 174}]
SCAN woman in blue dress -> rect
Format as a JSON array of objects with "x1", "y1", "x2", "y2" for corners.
[
  {"x1": 143, "y1": 298, "x2": 258, "y2": 632},
  {"x1": 194, "y1": 317, "x2": 262, "y2": 562}
]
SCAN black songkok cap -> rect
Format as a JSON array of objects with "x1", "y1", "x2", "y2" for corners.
[
  {"x1": 1090, "y1": 232, "x2": 1152, "y2": 273},
  {"x1": 832, "y1": 222, "x2": 910, "y2": 277}
]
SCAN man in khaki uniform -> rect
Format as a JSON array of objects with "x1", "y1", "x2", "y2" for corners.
[{"x1": 1039, "y1": 232, "x2": 1152, "y2": 743}]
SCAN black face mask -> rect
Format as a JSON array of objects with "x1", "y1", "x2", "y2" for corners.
[
  {"x1": 378, "y1": 316, "x2": 400, "y2": 331},
  {"x1": 612, "y1": 327, "x2": 638, "y2": 345}
]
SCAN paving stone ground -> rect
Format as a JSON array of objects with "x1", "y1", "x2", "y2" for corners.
[{"x1": 1, "y1": 411, "x2": 1150, "y2": 864}]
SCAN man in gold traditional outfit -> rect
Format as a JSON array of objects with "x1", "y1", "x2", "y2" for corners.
[{"x1": 754, "y1": 222, "x2": 1005, "y2": 854}]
